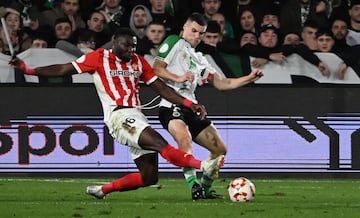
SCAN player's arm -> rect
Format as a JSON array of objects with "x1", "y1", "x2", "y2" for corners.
[
  {"x1": 9, "y1": 57, "x2": 77, "y2": 77},
  {"x1": 210, "y1": 69, "x2": 264, "y2": 91},
  {"x1": 153, "y1": 59, "x2": 193, "y2": 83},
  {"x1": 150, "y1": 78, "x2": 207, "y2": 118}
]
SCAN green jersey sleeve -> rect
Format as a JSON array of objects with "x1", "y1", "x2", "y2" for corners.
[{"x1": 156, "y1": 35, "x2": 182, "y2": 60}]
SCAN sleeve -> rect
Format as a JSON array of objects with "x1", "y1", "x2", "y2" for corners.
[
  {"x1": 71, "y1": 49, "x2": 101, "y2": 74},
  {"x1": 197, "y1": 53, "x2": 216, "y2": 86},
  {"x1": 139, "y1": 55, "x2": 158, "y2": 85},
  {"x1": 156, "y1": 35, "x2": 182, "y2": 64}
]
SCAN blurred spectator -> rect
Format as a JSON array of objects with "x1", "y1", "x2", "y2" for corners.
[
  {"x1": 137, "y1": 21, "x2": 166, "y2": 64},
  {"x1": 30, "y1": 36, "x2": 48, "y2": 48},
  {"x1": 259, "y1": 6, "x2": 282, "y2": 41},
  {"x1": 196, "y1": 20, "x2": 236, "y2": 78},
  {"x1": 301, "y1": 20, "x2": 319, "y2": 50},
  {"x1": 315, "y1": 28, "x2": 335, "y2": 52},
  {"x1": 238, "y1": 30, "x2": 258, "y2": 74},
  {"x1": 0, "y1": 12, "x2": 32, "y2": 55},
  {"x1": 201, "y1": 0, "x2": 221, "y2": 19},
  {"x1": 149, "y1": 0, "x2": 179, "y2": 35},
  {"x1": 346, "y1": 0, "x2": 360, "y2": 46},
  {"x1": 238, "y1": 8, "x2": 257, "y2": 37},
  {"x1": 146, "y1": 21, "x2": 166, "y2": 47},
  {"x1": 84, "y1": 10, "x2": 111, "y2": 48},
  {"x1": 129, "y1": 5, "x2": 152, "y2": 39},
  {"x1": 76, "y1": 28, "x2": 96, "y2": 52},
  {"x1": 242, "y1": 24, "x2": 330, "y2": 77},
  {"x1": 240, "y1": 31, "x2": 257, "y2": 47},
  {"x1": 53, "y1": 17, "x2": 74, "y2": 44},
  {"x1": 330, "y1": 18, "x2": 350, "y2": 52},
  {"x1": 279, "y1": 0, "x2": 330, "y2": 37},
  {"x1": 7, "y1": 0, "x2": 48, "y2": 37},
  {"x1": 96, "y1": 0, "x2": 127, "y2": 34},
  {"x1": 219, "y1": 0, "x2": 267, "y2": 40},
  {"x1": 42, "y1": 0, "x2": 85, "y2": 32},
  {"x1": 282, "y1": 32, "x2": 301, "y2": 45},
  {"x1": 315, "y1": 29, "x2": 347, "y2": 79},
  {"x1": 201, "y1": 20, "x2": 220, "y2": 47},
  {"x1": 211, "y1": 12, "x2": 234, "y2": 39}
]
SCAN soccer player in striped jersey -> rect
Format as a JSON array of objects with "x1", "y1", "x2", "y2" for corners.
[
  {"x1": 9, "y1": 27, "x2": 225, "y2": 199},
  {"x1": 153, "y1": 13, "x2": 263, "y2": 200}
]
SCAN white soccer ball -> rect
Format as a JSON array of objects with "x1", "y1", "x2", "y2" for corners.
[{"x1": 227, "y1": 177, "x2": 256, "y2": 202}]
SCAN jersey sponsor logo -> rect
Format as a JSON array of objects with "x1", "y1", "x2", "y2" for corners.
[
  {"x1": 110, "y1": 70, "x2": 140, "y2": 77},
  {"x1": 159, "y1": 43, "x2": 169, "y2": 53}
]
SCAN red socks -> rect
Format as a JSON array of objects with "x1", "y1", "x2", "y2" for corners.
[
  {"x1": 101, "y1": 145, "x2": 202, "y2": 194},
  {"x1": 102, "y1": 172, "x2": 144, "y2": 194},
  {"x1": 160, "y1": 144, "x2": 201, "y2": 169}
]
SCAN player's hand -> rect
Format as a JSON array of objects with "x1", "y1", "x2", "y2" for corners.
[
  {"x1": 190, "y1": 103, "x2": 207, "y2": 119},
  {"x1": 177, "y1": 72, "x2": 194, "y2": 83},
  {"x1": 248, "y1": 68, "x2": 264, "y2": 82}
]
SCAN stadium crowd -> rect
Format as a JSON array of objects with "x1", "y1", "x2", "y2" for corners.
[{"x1": 1, "y1": 0, "x2": 360, "y2": 83}]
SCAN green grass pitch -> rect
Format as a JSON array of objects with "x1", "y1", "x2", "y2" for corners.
[{"x1": 1, "y1": 177, "x2": 360, "y2": 218}]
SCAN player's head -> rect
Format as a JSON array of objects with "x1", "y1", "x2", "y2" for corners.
[
  {"x1": 182, "y1": 13, "x2": 207, "y2": 47},
  {"x1": 112, "y1": 28, "x2": 137, "y2": 62}
]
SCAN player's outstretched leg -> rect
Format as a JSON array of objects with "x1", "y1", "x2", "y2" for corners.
[
  {"x1": 86, "y1": 185, "x2": 105, "y2": 199},
  {"x1": 86, "y1": 172, "x2": 145, "y2": 200}
]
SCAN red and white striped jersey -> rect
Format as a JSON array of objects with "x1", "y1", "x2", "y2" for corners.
[{"x1": 72, "y1": 48, "x2": 158, "y2": 123}]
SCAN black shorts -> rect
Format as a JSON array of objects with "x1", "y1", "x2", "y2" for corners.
[{"x1": 159, "y1": 105, "x2": 211, "y2": 139}]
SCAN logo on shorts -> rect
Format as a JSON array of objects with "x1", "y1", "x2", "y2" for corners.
[
  {"x1": 172, "y1": 106, "x2": 181, "y2": 117},
  {"x1": 183, "y1": 153, "x2": 190, "y2": 158}
]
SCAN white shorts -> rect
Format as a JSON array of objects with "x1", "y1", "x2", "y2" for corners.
[{"x1": 107, "y1": 108, "x2": 156, "y2": 160}]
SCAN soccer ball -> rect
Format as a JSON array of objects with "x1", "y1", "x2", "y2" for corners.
[{"x1": 227, "y1": 177, "x2": 256, "y2": 202}]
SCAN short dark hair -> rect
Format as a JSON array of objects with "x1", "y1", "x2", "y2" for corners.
[
  {"x1": 351, "y1": 0, "x2": 360, "y2": 8},
  {"x1": 54, "y1": 17, "x2": 72, "y2": 28},
  {"x1": 258, "y1": 24, "x2": 279, "y2": 36},
  {"x1": 147, "y1": 21, "x2": 166, "y2": 28},
  {"x1": 206, "y1": 20, "x2": 221, "y2": 34},
  {"x1": 187, "y1": 13, "x2": 207, "y2": 26},
  {"x1": 315, "y1": 28, "x2": 334, "y2": 39},
  {"x1": 113, "y1": 27, "x2": 137, "y2": 39},
  {"x1": 303, "y1": 20, "x2": 319, "y2": 29},
  {"x1": 77, "y1": 29, "x2": 97, "y2": 43}
]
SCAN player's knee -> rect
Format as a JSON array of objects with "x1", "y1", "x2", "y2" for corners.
[{"x1": 211, "y1": 145, "x2": 227, "y2": 156}]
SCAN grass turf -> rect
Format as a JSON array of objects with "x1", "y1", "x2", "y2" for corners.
[{"x1": 0, "y1": 177, "x2": 360, "y2": 218}]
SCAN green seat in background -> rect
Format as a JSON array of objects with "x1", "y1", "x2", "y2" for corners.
[{"x1": 219, "y1": 52, "x2": 243, "y2": 77}]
